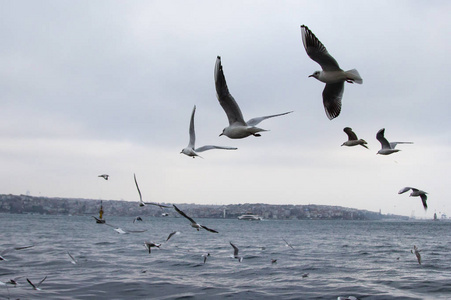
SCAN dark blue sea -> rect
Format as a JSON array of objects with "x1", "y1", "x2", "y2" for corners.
[{"x1": 1, "y1": 213, "x2": 450, "y2": 299}]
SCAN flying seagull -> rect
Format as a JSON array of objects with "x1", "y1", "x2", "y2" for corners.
[
  {"x1": 166, "y1": 231, "x2": 179, "y2": 242},
  {"x1": 202, "y1": 253, "x2": 210, "y2": 264},
  {"x1": 133, "y1": 216, "x2": 143, "y2": 223},
  {"x1": 0, "y1": 245, "x2": 34, "y2": 261},
  {"x1": 173, "y1": 205, "x2": 218, "y2": 233},
  {"x1": 215, "y1": 56, "x2": 293, "y2": 139},
  {"x1": 300, "y1": 25, "x2": 362, "y2": 120},
  {"x1": 411, "y1": 245, "x2": 422, "y2": 265},
  {"x1": 181, "y1": 105, "x2": 237, "y2": 158},
  {"x1": 26, "y1": 276, "x2": 47, "y2": 291},
  {"x1": 98, "y1": 174, "x2": 109, "y2": 180},
  {"x1": 230, "y1": 242, "x2": 243, "y2": 262},
  {"x1": 144, "y1": 242, "x2": 161, "y2": 254},
  {"x1": 67, "y1": 251, "x2": 77, "y2": 265},
  {"x1": 282, "y1": 238, "x2": 294, "y2": 250},
  {"x1": 134, "y1": 174, "x2": 171, "y2": 209},
  {"x1": 376, "y1": 128, "x2": 413, "y2": 155},
  {"x1": 341, "y1": 127, "x2": 368, "y2": 149},
  {"x1": 105, "y1": 223, "x2": 148, "y2": 234},
  {"x1": 398, "y1": 187, "x2": 428, "y2": 211}
]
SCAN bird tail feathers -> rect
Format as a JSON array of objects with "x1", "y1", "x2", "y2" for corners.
[{"x1": 345, "y1": 69, "x2": 363, "y2": 84}]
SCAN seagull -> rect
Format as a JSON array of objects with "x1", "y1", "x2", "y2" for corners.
[
  {"x1": 302, "y1": 273, "x2": 309, "y2": 278},
  {"x1": 166, "y1": 231, "x2": 179, "y2": 242},
  {"x1": 105, "y1": 223, "x2": 148, "y2": 234},
  {"x1": 134, "y1": 174, "x2": 171, "y2": 209},
  {"x1": 398, "y1": 187, "x2": 428, "y2": 211},
  {"x1": 173, "y1": 205, "x2": 218, "y2": 233},
  {"x1": 98, "y1": 174, "x2": 109, "y2": 180},
  {"x1": 300, "y1": 25, "x2": 362, "y2": 120},
  {"x1": 230, "y1": 242, "x2": 243, "y2": 262},
  {"x1": 0, "y1": 245, "x2": 34, "y2": 261},
  {"x1": 376, "y1": 128, "x2": 413, "y2": 155},
  {"x1": 133, "y1": 216, "x2": 143, "y2": 223},
  {"x1": 282, "y1": 238, "x2": 294, "y2": 250},
  {"x1": 215, "y1": 56, "x2": 293, "y2": 139},
  {"x1": 5, "y1": 277, "x2": 21, "y2": 286},
  {"x1": 202, "y1": 253, "x2": 210, "y2": 264},
  {"x1": 181, "y1": 105, "x2": 237, "y2": 158},
  {"x1": 67, "y1": 251, "x2": 77, "y2": 265},
  {"x1": 271, "y1": 259, "x2": 277, "y2": 264},
  {"x1": 411, "y1": 245, "x2": 422, "y2": 265},
  {"x1": 144, "y1": 242, "x2": 161, "y2": 254},
  {"x1": 341, "y1": 127, "x2": 368, "y2": 149},
  {"x1": 26, "y1": 276, "x2": 47, "y2": 291}
]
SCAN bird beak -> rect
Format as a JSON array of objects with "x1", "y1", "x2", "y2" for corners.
[
  {"x1": 308, "y1": 74, "x2": 314, "y2": 78},
  {"x1": 219, "y1": 133, "x2": 223, "y2": 137}
]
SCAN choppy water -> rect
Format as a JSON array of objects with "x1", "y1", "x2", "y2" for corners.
[{"x1": 1, "y1": 213, "x2": 450, "y2": 299}]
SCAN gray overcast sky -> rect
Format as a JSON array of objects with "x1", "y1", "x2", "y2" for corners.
[{"x1": 1, "y1": 1, "x2": 450, "y2": 218}]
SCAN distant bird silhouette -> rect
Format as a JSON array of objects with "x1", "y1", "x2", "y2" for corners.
[
  {"x1": 144, "y1": 242, "x2": 161, "y2": 254},
  {"x1": 98, "y1": 174, "x2": 109, "y2": 180},
  {"x1": 202, "y1": 253, "x2": 210, "y2": 264},
  {"x1": 166, "y1": 231, "x2": 179, "y2": 242},
  {"x1": 398, "y1": 187, "x2": 428, "y2": 211},
  {"x1": 0, "y1": 245, "x2": 34, "y2": 261},
  {"x1": 230, "y1": 242, "x2": 243, "y2": 262},
  {"x1": 376, "y1": 128, "x2": 413, "y2": 155},
  {"x1": 300, "y1": 25, "x2": 362, "y2": 120},
  {"x1": 27, "y1": 276, "x2": 47, "y2": 291},
  {"x1": 411, "y1": 245, "x2": 422, "y2": 265},
  {"x1": 341, "y1": 127, "x2": 368, "y2": 149}
]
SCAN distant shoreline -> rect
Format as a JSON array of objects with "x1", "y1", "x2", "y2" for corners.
[{"x1": 0, "y1": 193, "x2": 410, "y2": 221}]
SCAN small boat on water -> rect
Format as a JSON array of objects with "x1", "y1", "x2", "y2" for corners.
[
  {"x1": 93, "y1": 201, "x2": 106, "y2": 224},
  {"x1": 238, "y1": 213, "x2": 262, "y2": 221}
]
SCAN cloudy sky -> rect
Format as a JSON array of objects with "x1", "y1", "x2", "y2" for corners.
[{"x1": 1, "y1": 1, "x2": 450, "y2": 218}]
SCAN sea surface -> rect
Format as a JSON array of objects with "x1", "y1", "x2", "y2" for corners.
[{"x1": 0, "y1": 213, "x2": 450, "y2": 299}]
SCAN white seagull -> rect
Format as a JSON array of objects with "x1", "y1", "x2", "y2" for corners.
[
  {"x1": 166, "y1": 231, "x2": 179, "y2": 242},
  {"x1": 230, "y1": 242, "x2": 243, "y2": 262},
  {"x1": 181, "y1": 105, "x2": 237, "y2": 158},
  {"x1": 202, "y1": 253, "x2": 210, "y2": 264},
  {"x1": 376, "y1": 128, "x2": 413, "y2": 155},
  {"x1": 144, "y1": 241, "x2": 161, "y2": 254},
  {"x1": 173, "y1": 205, "x2": 218, "y2": 233},
  {"x1": 300, "y1": 25, "x2": 362, "y2": 120},
  {"x1": 215, "y1": 56, "x2": 293, "y2": 139},
  {"x1": 0, "y1": 245, "x2": 34, "y2": 261},
  {"x1": 398, "y1": 187, "x2": 428, "y2": 211},
  {"x1": 134, "y1": 174, "x2": 171, "y2": 209},
  {"x1": 411, "y1": 245, "x2": 422, "y2": 265},
  {"x1": 341, "y1": 127, "x2": 368, "y2": 149},
  {"x1": 67, "y1": 251, "x2": 77, "y2": 265},
  {"x1": 105, "y1": 223, "x2": 148, "y2": 234},
  {"x1": 27, "y1": 276, "x2": 47, "y2": 291}
]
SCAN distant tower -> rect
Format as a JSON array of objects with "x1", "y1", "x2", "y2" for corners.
[{"x1": 223, "y1": 208, "x2": 226, "y2": 219}]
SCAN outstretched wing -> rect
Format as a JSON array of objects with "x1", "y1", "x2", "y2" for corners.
[
  {"x1": 173, "y1": 205, "x2": 197, "y2": 224},
  {"x1": 300, "y1": 25, "x2": 340, "y2": 71},
  {"x1": 26, "y1": 278, "x2": 37, "y2": 289},
  {"x1": 214, "y1": 56, "x2": 246, "y2": 126},
  {"x1": 230, "y1": 242, "x2": 239, "y2": 256},
  {"x1": 37, "y1": 276, "x2": 47, "y2": 288},
  {"x1": 246, "y1": 111, "x2": 293, "y2": 126},
  {"x1": 390, "y1": 141, "x2": 413, "y2": 149},
  {"x1": 194, "y1": 145, "x2": 237, "y2": 152},
  {"x1": 188, "y1": 105, "x2": 196, "y2": 149},
  {"x1": 420, "y1": 194, "x2": 428, "y2": 211},
  {"x1": 322, "y1": 82, "x2": 344, "y2": 120},
  {"x1": 398, "y1": 187, "x2": 413, "y2": 194},
  {"x1": 134, "y1": 173, "x2": 143, "y2": 203},
  {"x1": 376, "y1": 128, "x2": 391, "y2": 149},
  {"x1": 201, "y1": 225, "x2": 218, "y2": 233},
  {"x1": 343, "y1": 127, "x2": 358, "y2": 141}
]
